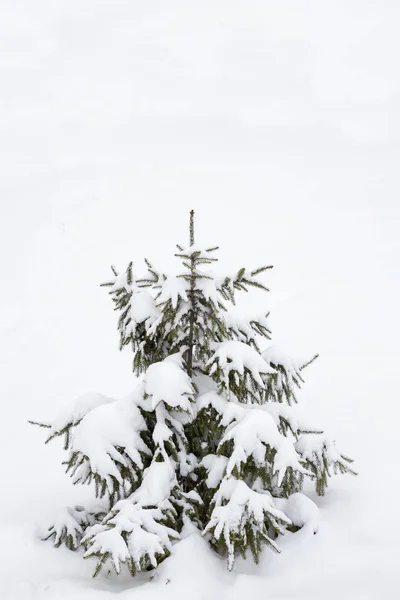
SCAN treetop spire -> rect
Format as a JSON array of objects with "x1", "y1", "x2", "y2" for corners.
[{"x1": 189, "y1": 209, "x2": 195, "y2": 246}]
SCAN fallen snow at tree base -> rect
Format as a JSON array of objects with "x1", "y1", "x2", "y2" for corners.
[{"x1": 274, "y1": 493, "x2": 320, "y2": 534}]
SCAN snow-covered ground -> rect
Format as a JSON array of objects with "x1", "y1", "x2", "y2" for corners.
[{"x1": 1, "y1": 1, "x2": 399, "y2": 598}]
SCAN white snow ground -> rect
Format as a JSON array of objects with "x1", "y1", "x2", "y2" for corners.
[{"x1": 1, "y1": 1, "x2": 399, "y2": 598}]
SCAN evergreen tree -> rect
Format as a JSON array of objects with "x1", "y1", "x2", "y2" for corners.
[{"x1": 31, "y1": 211, "x2": 355, "y2": 576}]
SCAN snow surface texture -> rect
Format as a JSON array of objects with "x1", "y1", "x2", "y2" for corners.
[{"x1": 1, "y1": 1, "x2": 399, "y2": 598}]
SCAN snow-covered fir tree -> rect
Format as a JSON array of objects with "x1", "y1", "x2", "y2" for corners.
[{"x1": 31, "y1": 211, "x2": 355, "y2": 576}]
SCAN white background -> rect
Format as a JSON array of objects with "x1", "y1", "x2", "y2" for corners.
[{"x1": 1, "y1": 1, "x2": 399, "y2": 598}]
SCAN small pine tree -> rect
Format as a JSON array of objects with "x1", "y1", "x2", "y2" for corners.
[{"x1": 31, "y1": 211, "x2": 355, "y2": 576}]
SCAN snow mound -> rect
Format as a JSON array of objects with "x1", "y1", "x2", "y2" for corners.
[
  {"x1": 275, "y1": 493, "x2": 320, "y2": 534},
  {"x1": 144, "y1": 355, "x2": 194, "y2": 411}
]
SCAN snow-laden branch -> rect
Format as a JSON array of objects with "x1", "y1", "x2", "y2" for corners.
[
  {"x1": 262, "y1": 346, "x2": 319, "y2": 404},
  {"x1": 207, "y1": 340, "x2": 276, "y2": 402},
  {"x1": 224, "y1": 312, "x2": 271, "y2": 348},
  {"x1": 41, "y1": 505, "x2": 106, "y2": 551},
  {"x1": 82, "y1": 461, "x2": 180, "y2": 576},
  {"x1": 295, "y1": 433, "x2": 356, "y2": 496},
  {"x1": 37, "y1": 387, "x2": 152, "y2": 501},
  {"x1": 219, "y1": 408, "x2": 308, "y2": 486},
  {"x1": 204, "y1": 478, "x2": 290, "y2": 570}
]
